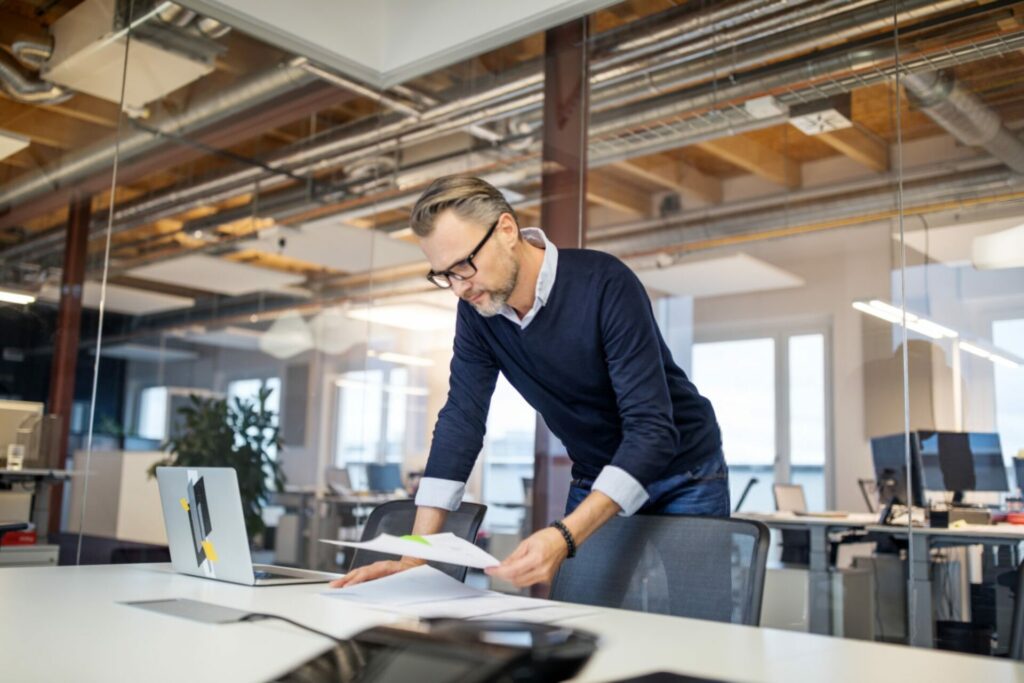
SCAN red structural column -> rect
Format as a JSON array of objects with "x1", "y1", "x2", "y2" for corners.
[
  {"x1": 532, "y1": 17, "x2": 589, "y2": 543},
  {"x1": 46, "y1": 196, "x2": 91, "y2": 536}
]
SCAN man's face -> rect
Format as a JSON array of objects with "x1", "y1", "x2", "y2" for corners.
[{"x1": 419, "y1": 209, "x2": 520, "y2": 317}]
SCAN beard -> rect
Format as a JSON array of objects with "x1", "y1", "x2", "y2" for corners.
[{"x1": 464, "y1": 255, "x2": 519, "y2": 317}]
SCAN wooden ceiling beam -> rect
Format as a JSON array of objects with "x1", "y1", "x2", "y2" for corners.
[
  {"x1": 697, "y1": 135, "x2": 801, "y2": 189},
  {"x1": 614, "y1": 154, "x2": 722, "y2": 204},
  {"x1": 815, "y1": 125, "x2": 890, "y2": 173},
  {"x1": 586, "y1": 171, "x2": 651, "y2": 216},
  {"x1": 0, "y1": 100, "x2": 111, "y2": 150}
]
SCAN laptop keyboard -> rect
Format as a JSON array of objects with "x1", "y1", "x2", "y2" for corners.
[{"x1": 253, "y1": 569, "x2": 295, "y2": 580}]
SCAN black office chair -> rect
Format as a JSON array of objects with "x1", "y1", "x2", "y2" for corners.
[
  {"x1": 346, "y1": 499, "x2": 487, "y2": 582},
  {"x1": 550, "y1": 514, "x2": 770, "y2": 626},
  {"x1": 1011, "y1": 557, "x2": 1024, "y2": 660}
]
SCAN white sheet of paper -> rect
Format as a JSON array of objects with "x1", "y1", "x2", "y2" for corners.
[
  {"x1": 320, "y1": 532, "x2": 500, "y2": 569},
  {"x1": 323, "y1": 565, "x2": 485, "y2": 605}
]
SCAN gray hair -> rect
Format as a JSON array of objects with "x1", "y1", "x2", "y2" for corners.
[{"x1": 410, "y1": 175, "x2": 517, "y2": 237}]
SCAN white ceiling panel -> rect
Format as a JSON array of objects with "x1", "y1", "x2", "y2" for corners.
[
  {"x1": 99, "y1": 344, "x2": 199, "y2": 362},
  {"x1": 180, "y1": 0, "x2": 617, "y2": 88},
  {"x1": 637, "y1": 253, "x2": 804, "y2": 299},
  {"x1": 39, "y1": 281, "x2": 195, "y2": 315},
  {"x1": 177, "y1": 326, "x2": 264, "y2": 351},
  {"x1": 250, "y1": 223, "x2": 424, "y2": 273},
  {"x1": 126, "y1": 254, "x2": 305, "y2": 296}
]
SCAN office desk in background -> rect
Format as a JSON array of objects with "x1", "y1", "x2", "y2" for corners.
[
  {"x1": 737, "y1": 512, "x2": 878, "y2": 635},
  {"x1": 864, "y1": 522, "x2": 1024, "y2": 648},
  {"x1": 3, "y1": 563, "x2": 1023, "y2": 682}
]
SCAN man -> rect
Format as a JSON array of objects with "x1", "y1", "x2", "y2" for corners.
[{"x1": 332, "y1": 175, "x2": 726, "y2": 589}]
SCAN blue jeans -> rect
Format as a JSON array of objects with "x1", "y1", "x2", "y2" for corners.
[{"x1": 565, "y1": 449, "x2": 730, "y2": 516}]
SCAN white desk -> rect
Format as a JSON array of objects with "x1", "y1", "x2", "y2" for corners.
[
  {"x1": 865, "y1": 523, "x2": 1024, "y2": 648},
  {"x1": 3, "y1": 563, "x2": 1023, "y2": 682},
  {"x1": 738, "y1": 512, "x2": 878, "y2": 635}
]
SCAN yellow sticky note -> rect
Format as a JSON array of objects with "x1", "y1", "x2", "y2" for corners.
[
  {"x1": 202, "y1": 540, "x2": 219, "y2": 562},
  {"x1": 179, "y1": 498, "x2": 190, "y2": 511}
]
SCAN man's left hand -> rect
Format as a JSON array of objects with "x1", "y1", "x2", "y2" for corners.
[{"x1": 484, "y1": 527, "x2": 568, "y2": 588}]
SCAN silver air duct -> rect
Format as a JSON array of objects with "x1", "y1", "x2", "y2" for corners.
[
  {"x1": 902, "y1": 70, "x2": 1024, "y2": 175},
  {"x1": 0, "y1": 51, "x2": 71, "y2": 104}
]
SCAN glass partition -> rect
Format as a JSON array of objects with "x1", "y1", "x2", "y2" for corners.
[{"x1": 5, "y1": 0, "x2": 1022, "y2": 655}]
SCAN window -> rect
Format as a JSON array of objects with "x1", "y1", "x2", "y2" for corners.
[
  {"x1": 993, "y1": 319, "x2": 1024, "y2": 475},
  {"x1": 227, "y1": 377, "x2": 281, "y2": 460},
  {"x1": 692, "y1": 332, "x2": 829, "y2": 512},
  {"x1": 789, "y1": 334, "x2": 827, "y2": 512},
  {"x1": 333, "y1": 367, "x2": 426, "y2": 467},
  {"x1": 693, "y1": 338, "x2": 775, "y2": 513},
  {"x1": 137, "y1": 387, "x2": 169, "y2": 441},
  {"x1": 481, "y1": 374, "x2": 537, "y2": 532}
]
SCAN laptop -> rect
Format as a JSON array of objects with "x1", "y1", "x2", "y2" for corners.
[
  {"x1": 156, "y1": 466, "x2": 337, "y2": 586},
  {"x1": 773, "y1": 483, "x2": 848, "y2": 518}
]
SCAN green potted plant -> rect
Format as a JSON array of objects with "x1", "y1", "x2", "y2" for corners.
[{"x1": 148, "y1": 387, "x2": 285, "y2": 544}]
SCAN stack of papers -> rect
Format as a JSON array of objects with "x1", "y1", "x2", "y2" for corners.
[
  {"x1": 320, "y1": 532, "x2": 500, "y2": 569},
  {"x1": 323, "y1": 565, "x2": 597, "y2": 623}
]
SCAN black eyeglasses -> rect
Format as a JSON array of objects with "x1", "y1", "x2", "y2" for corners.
[{"x1": 426, "y1": 217, "x2": 499, "y2": 289}]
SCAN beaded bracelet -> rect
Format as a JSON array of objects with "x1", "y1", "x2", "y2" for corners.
[{"x1": 549, "y1": 519, "x2": 577, "y2": 558}]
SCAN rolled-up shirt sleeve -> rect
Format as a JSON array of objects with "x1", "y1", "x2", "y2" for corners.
[
  {"x1": 419, "y1": 301, "x2": 499, "y2": 510},
  {"x1": 592, "y1": 465, "x2": 649, "y2": 516}
]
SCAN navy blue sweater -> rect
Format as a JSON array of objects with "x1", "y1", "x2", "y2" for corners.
[{"x1": 425, "y1": 248, "x2": 722, "y2": 489}]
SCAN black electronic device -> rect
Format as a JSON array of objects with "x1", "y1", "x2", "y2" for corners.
[
  {"x1": 366, "y1": 463, "x2": 403, "y2": 493},
  {"x1": 276, "y1": 619, "x2": 598, "y2": 683},
  {"x1": 870, "y1": 433, "x2": 927, "y2": 510},
  {"x1": 918, "y1": 431, "x2": 1008, "y2": 501},
  {"x1": 1015, "y1": 458, "x2": 1024, "y2": 494}
]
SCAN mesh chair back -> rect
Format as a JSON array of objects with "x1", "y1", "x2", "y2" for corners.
[
  {"x1": 347, "y1": 499, "x2": 487, "y2": 582},
  {"x1": 1011, "y1": 558, "x2": 1024, "y2": 660},
  {"x1": 550, "y1": 514, "x2": 769, "y2": 625}
]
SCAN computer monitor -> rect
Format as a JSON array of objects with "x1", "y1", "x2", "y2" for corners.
[
  {"x1": 917, "y1": 431, "x2": 1008, "y2": 497},
  {"x1": 870, "y1": 433, "x2": 926, "y2": 507},
  {"x1": 968, "y1": 432, "x2": 1009, "y2": 492},
  {"x1": 1015, "y1": 459, "x2": 1024, "y2": 494},
  {"x1": 366, "y1": 463, "x2": 403, "y2": 493},
  {"x1": 0, "y1": 400, "x2": 44, "y2": 466}
]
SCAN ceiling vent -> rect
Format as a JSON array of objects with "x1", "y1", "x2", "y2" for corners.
[
  {"x1": 42, "y1": 0, "x2": 224, "y2": 111},
  {"x1": 788, "y1": 94, "x2": 854, "y2": 135}
]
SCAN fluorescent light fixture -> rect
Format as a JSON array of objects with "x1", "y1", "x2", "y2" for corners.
[
  {"x1": 990, "y1": 354, "x2": 1019, "y2": 369},
  {"x1": 853, "y1": 300, "x2": 958, "y2": 339},
  {"x1": 972, "y1": 223, "x2": 1024, "y2": 270},
  {"x1": 957, "y1": 341, "x2": 990, "y2": 359},
  {"x1": 347, "y1": 303, "x2": 455, "y2": 331},
  {"x1": 853, "y1": 300, "x2": 901, "y2": 324},
  {"x1": 0, "y1": 289, "x2": 36, "y2": 305},
  {"x1": 335, "y1": 378, "x2": 429, "y2": 396},
  {"x1": 959, "y1": 340, "x2": 1021, "y2": 368},
  {"x1": 367, "y1": 349, "x2": 434, "y2": 367}
]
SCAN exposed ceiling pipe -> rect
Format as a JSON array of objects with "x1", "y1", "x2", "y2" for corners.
[
  {"x1": 0, "y1": 62, "x2": 315, "y2": 214},
  {"x1": 157, "y1": 4, "x2": 197, "y2": 28},
  {"x1": 902, "y1": 70, "x2": 1024, "y2": 175},
  {"x1": 592, "y1": 167, "x2": 1024, "y2": 257},
  {"x1": 106, "y1": 22, "x2": 1024, "y2": 248},
  {"x1": 10, "y1": 38, "x2": 52, "y2": 70},
  {"x1": 0, "y1": 0, "x2": 867, "y2": 223},
  {"x1": 0, "y1": 51, "x2": 70, "y2": 103},
  {"x1": 195, "y1": 17, "x2": 231, "y2": 39},
  {"x1": 0, "y1": 0, "x2": 1008, "y2": 263}
]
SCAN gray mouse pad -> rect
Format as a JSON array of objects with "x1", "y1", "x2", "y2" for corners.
[{"x1": 122, "y1": 598, "x2": 254, "y2": 624}]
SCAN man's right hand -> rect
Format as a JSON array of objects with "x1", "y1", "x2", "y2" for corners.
[{"x1": 329, "y1": 556, "x2": 425, "y2": 588}]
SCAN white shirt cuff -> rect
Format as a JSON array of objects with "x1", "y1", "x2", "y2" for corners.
[
  {"x1": 415, "y1": 477, "x2": 466, "y2": 511},
  {"x1": 592, "y1": 466, "x2": 649, "y2": 516}
]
